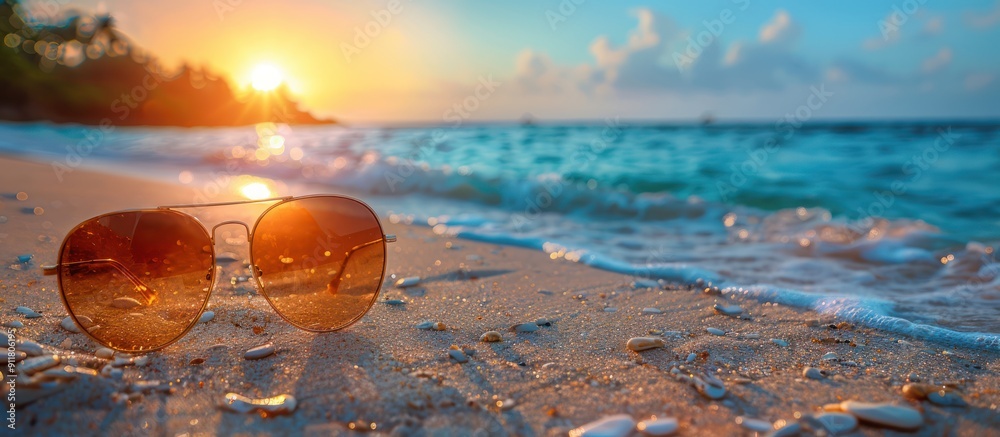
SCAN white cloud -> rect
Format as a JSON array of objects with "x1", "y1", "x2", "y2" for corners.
[
  {"x1": 759, "y1": 10, "x2": 800, "y2": 44},
  {"x1": 921, "y1": 47, "x2": 952, "y2": 73}
]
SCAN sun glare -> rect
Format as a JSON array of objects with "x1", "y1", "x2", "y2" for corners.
[
  {"x1": 250, "y1": 64, "x2": 283, "y2": 91},
  {"x1": 240, "y1": 182, "x2": 272, "y2": 200}
]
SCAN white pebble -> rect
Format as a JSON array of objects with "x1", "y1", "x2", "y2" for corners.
[
  {"x1": 15, "y1": 306, "x2": 41, "y2": 318},
  {"x1": 840, "y1": 401, "x2": 922, "y2": 430},
  {"x1": 636, "y1": 417, "x2": 678, "y2": 436},
  {"x1": 641, "y1": 308, "x2": 662, "y2": 315},
  {"x1": 706, "y1": 327, "x2": 725, "y2": 336},
  {"x1": 96, "y1": 347, "x2": 114, "y2": 359},
  {"x1": 569, "y1": 414, "x2": 636, "y2": 437},
  {"x1": 626, "y1": 337, "x2": 665, "y2": 352},
  {"x1": 736, "y1": 417, "x2": 772, "y2": 432},
  {"x1": 222, "y1": 393, "x2": 296, "y2": 415},
  {"x1": 814, "y1": 412, "x2": 858, "y2": 434},
  {"x1": 244, "y1": 343, "x2": 275, "y2": 360},
  {"x1": 394, "y1": 276, "x2": 421, "y2": 288},
  {"x1": 59, "y1": 316, "x2": 80, "y2": 333},
  {"x1": 199, "y1": 311, "x2": 215, "y2": 323}
]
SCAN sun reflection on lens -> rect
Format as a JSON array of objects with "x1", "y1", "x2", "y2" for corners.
[{"x1": 240, "y1": 182, "x2": 272, "y2": 200}]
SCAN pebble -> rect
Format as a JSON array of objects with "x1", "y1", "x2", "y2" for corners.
[
  {"x1": 569, "y1": 414, "x2": 636, "y2": 437},
  {"x1": 59, "y1": 316, "x2": 80, "y2": 333},
  {"x1": 706, "y1": 327, "x2": 725, "y2": 336},
  {"x1": 821, "y1": 352, "x2": 838, "y2": 361},
  {"x1": 626, "y1": 337, "x2": 665, "y2": 352},
  {"x1": 535, "y1": 318, "x2": 552, "y2": 327},
  {"x1": 693, "y1": 374, "x2": 726, "y2": 400},
  {"x1": 814, "y1": 412, "x2": 858, "y2": 434},
  {"x1": 95, "y1": 347, "x2": 115, "y2": 359},
  {"x1": 111, "y1": 297, "x2": 142, "y2": 309},
  {"x1": 4, "y1": 320, "x2": 24, "y2": 328},
  {"x1": 712, "y1": 303, "x2": 743, "y2": 316},
  {"x1": 429, "y1": 322, "x2": 446, "y2": 331},
  {"x1": 448, "y1": 349, "x2": 468, "y2": 363},
  {"x1": 15, "y1": 306, "x2": 41, "y2": 318},
  {"x1": 480, "y1": 331, "x2": 502, "y2": 342},
  {"x1": 17, "y1": 254, "x2": 32, "y2": 263},
  {"x1": 59, "y1": 338, "x2": 72, "y2": 349},
  {"x1": 771, "y1": 338, "x2": 789, "y2": 347},
  {"x1": 632, "y1": 279, "x2": 660, "y2": 289},
  {"x1": 906, "y1": 372, "x2": 920, "y2": 382},
  {"x1": 840, "y1": 401, "x2": 922, "y2": 430},
  {"x1": 394, "y1": 276, "x2": 421, "y2": 288},
  {"x1": 641, "y1": 308, "x2": 662, "y2": 315},
  {"x1": 20, "y1": 355, "x2": 60, "y2": 375},
  {"x1": 199, "y1": 311, "x2": 215, "y2": 323},
  {"x1": 244, "y1": 343, "x2": 275, "y2": 360},
  {"x1": 134, "y1": 356, "x2": 150, "y2": 367},
  {"x1": 383, "y1": 299, "x2": 407, "y2": 305},
  {"x1": 736, "y1": 417, "x2": 772, "y2": 432},
  {"x1": 538, "y1": 289, "x2": 554, "y2": 296},
  {"x1": 636, "y1": 417, "x2": 678, "y2": 436},
  {"x1": 686, "y1": 353, "x2": 696, "y2": 363},
  {"x1": 17, "y1": 341, "x2": 44, "y2": 356},
  {"x1": 222, "y1": 393, "x2": 297, "y2": 415},
  {"x1": 769, "y1": 422, "x2": 802, "y2": 437},
  {"x1": 604, "y1": 307, "x2": 618, "y2": 313},
  {"x1": 803, "y1": 367, "x2": 826, "y2": 380},
  {"x1": 902, "y1": 383, "x2": 967, "y2": 406},
  {"x1": 510, "y1": 322, "x2": 539, "y2": 333},
  {"x1": 415, "y1": 321, "x2": 435, "y2": 329}
]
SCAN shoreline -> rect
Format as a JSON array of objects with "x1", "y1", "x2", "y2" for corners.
[{"x1": 2, "y1": 155, "x2": 999, "y2": 435}]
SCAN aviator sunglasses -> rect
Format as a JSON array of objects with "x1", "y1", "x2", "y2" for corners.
[{"x1": 40, "y1": 195, "x2": 396, "y2": 352}]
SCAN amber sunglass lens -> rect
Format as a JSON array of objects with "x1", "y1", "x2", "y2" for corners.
[
  {"x1": 251, "y1": 197, "x2": 386, "y2": 331},
  {"x1": 59, "y1": 210, "x2": 214, "y2": 352}
]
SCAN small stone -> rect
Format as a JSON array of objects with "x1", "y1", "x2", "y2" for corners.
[
  {"x1": 480, "y1": 331, "x2": 502, "y2": 342},
  {"x1": 448, "y1": 349, "x2": 468, "y2": 363},
  {"x1": 222, "y1": 393, "x2": 297, "y2": 415},
  {"x1": 4, "y1": 321, "x2": 24, "y2": 329},
  {"x1": 604, "y1": 307, "x2": 618, "y2": 313},
  {"x1": 244, "y1": 343, "x2": 275, "y2": 360},
  {"x1": 642, "y1": 308, "x2": 662, "y2": 315},
  {"x1": 706, "y1": 327, "x2": 725, "y2": 336},
  {"x1": 58, "y1": 338, "x2": 72, "y2": 349},
  {"x1": 712, "y1": 303, "x2": 742, "y2": 316},
  {"x1": 636, "y1": 417, "x2": 678, "y2": 436},
  {"x1": 736, "y1": 417, "x2": 772, "y2": 432},
  {"x1": 111, "y1": 297, "x2": 142, "y2": 309},
  {"x1": 20, "y1": 355, "x2": 60, "y2": 375},
  {"x1": 686, "y1": 353, "x2": 696, "y2": 363},
  {"x1": 415, "y1": 320, "x2": 435, "y2": 329},
  {"x1": 840, "y1": 401, "x2": 922, "y2": 430},
  {"x1": 17, "y1": 254, "x2": 32, "y2": 263},
  {"x1": 95, "y1": 347, "x2": 114, "y2": 359},
  {"x1": 902, "y1": 383, "x2": 967, "y2": 406},
  {"x1": 769, "y1": 422, "x2": 802, "y2": 437},
  {"x1": 535, "y1": 318, "x2": 552, "y2": 326},
  {"x1": 771, "y1": 338, "x2": 789, "y2": 347},
  {"x1": 134, "y1": 356, "x2": 150, "y2": 367},
  {"x1": 394, "y1": 276, "x2": 421, "y2": 288},
  {"x1": 430, "y1": 322, "x2": 446, "y2": 331},
  {"x1": 15, "y1": 306, "x2": 41, "y2": 318},
  {"x1": 538, "y1": 289, "x2": 554, "y2": 296},
  {"x1": 814, "y1": 412, "x2": 858, "y2": 434},
  {"x1": 803, "y1": 367, "x2": 826, "y2": 380},
  {"x1": 383, "y1": 299, "x2": 406, "y2": 305},
  {"x1": 906, "y1": 372, "x2": 920, "y2": 382},
  {"x1": 17, "y1": 341, "x2": 44, "y2": 356},
  {"x1": 510, "y1": 322, "x2": 539, "y2": 333},
  {"x1": 569, "y1": 414, "x2": 636, "y2": 437},
  {"x1": 59, "y1": 317, "x2": 80, "y2": 333},
  {"x1": 821, "y1": 352, "x2": 838, "y2": 361},
  {"x1": 199, "y1": 311, "x2": 215, "y2": 323},
  {"x1": 626, "y1": 337, "x2": 665, "y2": 352}
]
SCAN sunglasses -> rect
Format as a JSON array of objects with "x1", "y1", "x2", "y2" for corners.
[{"x1": 40, "y1": 195, "x2": 396, "y2": 352}]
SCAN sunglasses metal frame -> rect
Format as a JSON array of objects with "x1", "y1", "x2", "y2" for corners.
[{"x1": 40, "y1": 194, "x2": 396, "y2": 352}]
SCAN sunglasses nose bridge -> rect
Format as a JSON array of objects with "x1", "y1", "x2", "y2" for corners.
[{"x1": 211, "y1": 220, "x2": 252, "y2": 244}]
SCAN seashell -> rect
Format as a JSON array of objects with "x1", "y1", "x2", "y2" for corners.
[
  {"x1": 626, "y1": 337, "x2": 665, "y2": 352},
  {"x1": 221, "y1": 393, "x2": 297, "y2": 415}
]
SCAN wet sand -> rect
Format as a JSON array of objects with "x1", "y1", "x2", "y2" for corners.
[{"x1": 2, "y1": 156, "x2": 999, "y2": 436}]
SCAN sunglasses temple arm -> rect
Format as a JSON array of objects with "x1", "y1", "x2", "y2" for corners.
[
  {"x1": 328, "y1": 237, "x2": 389, "y2": 290},
  {"x1": 42, "y1": 259, "x2": 158, "y2": 304}
]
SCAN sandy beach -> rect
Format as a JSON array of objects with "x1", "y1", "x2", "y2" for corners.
[{"x1": 2, "y1": 155, "x2": 999, "y2": 436}]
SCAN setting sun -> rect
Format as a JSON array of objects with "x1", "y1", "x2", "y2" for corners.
[
  {"x1": 250, "y1": 64, "x2": 283, "y2": 91},
  {"x1": 240, "y1": 181, "x2": 272, "y2": 200}
]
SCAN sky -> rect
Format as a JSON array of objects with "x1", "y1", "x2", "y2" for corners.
[{"x1": 28, "y1": 0, "x2": 1000, "y2": 123}]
